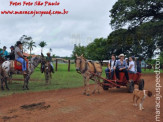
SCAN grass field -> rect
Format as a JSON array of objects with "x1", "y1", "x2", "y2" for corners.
[{"x1": 0, "y1": 64, "x2": 162, "y2": 97}]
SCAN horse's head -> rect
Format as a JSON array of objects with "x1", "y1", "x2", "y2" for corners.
[{"x1": 75, "y1": 54, "x2": 86, "y2": 72}]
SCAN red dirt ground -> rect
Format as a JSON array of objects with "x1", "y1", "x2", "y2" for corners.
[{"x1": 0, "y1": 74, "x2": 162, "y2": 122}]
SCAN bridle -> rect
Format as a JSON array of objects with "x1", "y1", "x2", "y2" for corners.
[{"x1": 75, "y1": 57, "x2": 88, "y2": 73}]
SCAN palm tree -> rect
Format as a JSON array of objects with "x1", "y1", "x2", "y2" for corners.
[
  {"x1": 27, "y1": 40, "x2": 36, "y2": 61},
  {"x1": 39, "y1": 41, "x2": 47, "y2": 53}
]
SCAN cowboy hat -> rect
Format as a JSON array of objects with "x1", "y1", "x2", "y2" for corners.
[
  {"x1": 119, "y1": 54, "x2": 125, "y2": 58},
  {"x1": 47, "y1": 52, "x2": 51, "y2": 55}
]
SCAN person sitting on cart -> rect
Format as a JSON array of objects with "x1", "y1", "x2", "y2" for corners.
[
  {"x1": 115, "y1": 54, "x2": 129, "y2": 81},
  {"x1": 46, "y1": 52, "x2": 54, "y2": 73},
  {"x1": 105, "y1": 54, "x2": 116, "y2": 79},
  {"x1": 128, "y1": 56, "x2": 136, "y2": 74}
]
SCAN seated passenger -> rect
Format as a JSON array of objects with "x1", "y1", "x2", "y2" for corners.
[
  {"x1": 128, "y1": 56, "x2": 136, "y2": 74},
  {"x1": 15, "y1": 41, "x2": 27, "y2": 74},
  {"x1": 105, "y1": 54, "x2": 116, "y2": 79},
  {"x1": 115, "y1": 54, "x2": 129, "y2": 81}
]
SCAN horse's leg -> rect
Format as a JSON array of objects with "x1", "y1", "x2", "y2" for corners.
[
  {"x1": 8, "y1": 73, "x2": 13, "y2": 84},
  {"x1": 83, "y1": 77, "x2": 86, "y2": 95},
  {"x1": 92, "y1": 77, "x2": 98, "y2": 94},
  {"x1": 1, "y1": 78, "x2": 4, "y2": 90},
  {"x1": 45, "y1": 73, "x2": 48, "y2": 85},
  {"x1": 85, "y1": 76, "x2": 90, "y2": 96},
  {"x1": 23, "y1": 75, "x2": 27, "y2": 90},
  {"x1": 97, "y1": 77, "x2": 101, "y2": 94},
  {"x1": 4, "y1": 77, "x2": 9, "y2": 90},
  {"x1": 26, "y1": 75, "x2": 30, "y2": 90}
]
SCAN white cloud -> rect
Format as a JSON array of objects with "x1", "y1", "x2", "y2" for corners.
[{"x1": 0, "y1": 0, "x2": 117, "y2": 57}]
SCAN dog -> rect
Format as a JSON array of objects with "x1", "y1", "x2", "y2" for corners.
[{"x1": 133, "y1": 87, "x2": 152, "y2": 110}]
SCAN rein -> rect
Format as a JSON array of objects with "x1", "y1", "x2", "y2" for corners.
[{"x1": 76, "y1": 58, "x2": 88, "y2": 74}]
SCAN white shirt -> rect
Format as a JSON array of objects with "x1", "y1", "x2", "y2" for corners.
[
  {"x1": 109, "y1": 60, "x2": 116, "y2": 69},
  {"x1": 129, "y1": 61, "x2": 135, "y2": 72}
]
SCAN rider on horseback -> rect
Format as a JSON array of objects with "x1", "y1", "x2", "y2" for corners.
[
  {"x1": 46, "y1": 52, "x2": 54, "y2": 73},
  {"x1": 15, "y1": 41, "x2": 27, "y2": 74}
]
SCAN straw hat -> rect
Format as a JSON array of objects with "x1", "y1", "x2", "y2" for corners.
[{"x1": 119, "y1": 54, "x2": 125, "y2": 58}]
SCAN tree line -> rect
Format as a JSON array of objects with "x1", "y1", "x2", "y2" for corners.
[{"x1": 72, "y1": 0, "x2": 163, "y2": 64}]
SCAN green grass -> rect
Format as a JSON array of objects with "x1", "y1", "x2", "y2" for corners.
[
  {"x1": 141, "y1": 68, "x2": 163, "y2": 73},
  {"x1": 0, "y1": 64, "x2": 94, "y2": 97},
  {"x1": 0, "y1": 64, "x2": 162, "y2": 97}
]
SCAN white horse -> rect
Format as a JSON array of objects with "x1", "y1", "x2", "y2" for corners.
[{"x1": 1, "y1": 56, "x2": 42, "y2": 90}]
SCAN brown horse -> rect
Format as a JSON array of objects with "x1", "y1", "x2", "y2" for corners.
[{"x1": 75, "y1": 54, "x2": 102, "y2": 96}]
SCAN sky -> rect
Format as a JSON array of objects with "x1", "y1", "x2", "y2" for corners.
[{"x1": 0, "y1": 0, "x2": 117, "y2": 57}]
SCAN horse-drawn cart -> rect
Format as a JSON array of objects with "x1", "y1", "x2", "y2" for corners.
[{"x1": 91, "y1": 72, "x2": 144, "y2": 93}]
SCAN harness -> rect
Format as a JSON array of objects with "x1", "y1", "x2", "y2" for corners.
[
  {"x1": 89, "y1": 61, "x2": 96, "y2": 73},
  {"x1": 76, "y1": 58, "x2": 97, "y2": 74}
]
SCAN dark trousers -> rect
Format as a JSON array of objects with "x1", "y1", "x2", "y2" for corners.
[
  {"x1": 105, "y1": 68, "x2": 114, "y2": 79},
  {"x1": 115, "y1": 68, "x2": 129, "y2": 80}
]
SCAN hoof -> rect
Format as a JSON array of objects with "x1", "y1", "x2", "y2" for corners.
[
  {"x1": 1, "y1": 87, "x2": 4, "y2": 90},
  {"x1": 86, "y1": 94, "x2": 90, "y2": 96},
  {"x1": 83, "y1": 92, "x2": 86, "y2": 95},
  {"x1": 92, "y1": 91, "x2": 95, "y2": 94},
  {"x1": 6, "y1": 87, "x2": 10, "y2": 90}
]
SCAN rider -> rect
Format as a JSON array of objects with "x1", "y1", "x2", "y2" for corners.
[
  {"x1": 0, "y1": 46, "x2": 9, "y2": 60},
  {"x1": 105, "y1": 54, "x2": 116, "y2": 79},
  {"x1": 115, "y1": 54, "x2": 129, "y2": 81},
  {"x1": 15, "y1": 41, "x2": 27, "y2": 74},
  {"x1": 6, "y1": 46, "x2": 15, "y2": 60},
  {"x1": 46, "y1": 52, "x2": 54, "y2": 73}
]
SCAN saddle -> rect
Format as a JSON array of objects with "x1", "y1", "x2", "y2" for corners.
[{"x1": 10, "y1": 60, "x2": 28, "y2": 71}]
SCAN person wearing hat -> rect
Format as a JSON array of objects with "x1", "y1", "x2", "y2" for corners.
[
  {"x1": 128, "y1": 56, "x2": 136, "y2": 74},
  {"x1": 46, "y1": 52, "x2": 54, "y2": 73},
  {"x1": 6, "y1": 46, "x2": 15, "y2": 60},
  {"x1": 115, "y1": 54, "x2": 129, "y2": 81},
  {"x1": 0, "y1": 46, "x2": 9, "y2": 59},
  {"x1": 15, "y1": 41, "x2": 27, "y2": 74}
]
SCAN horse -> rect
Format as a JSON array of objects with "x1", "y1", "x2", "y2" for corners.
[
  {"x1": 75, "y1": 54, "x2": 102, "y2": 96},
  {"x1": 40, "y1": 54, "x2": 53, "y2": 85},
  {"x1": 1, "y1": 56, "x2": 42, "y2": 90}
]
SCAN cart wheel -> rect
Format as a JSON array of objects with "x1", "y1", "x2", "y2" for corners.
[
  {"x1": 102, "y1": 80, "x2": 109, "y2": 91},
  {"x1": 103, "y1": 85, "x2": 109, "y2": 90},
  {"x1": 139, "y1": 79, "x2": 144, "y2": 90},
  {"x1": 127, "y1": 80, "x2": 134, "y2": 93}
]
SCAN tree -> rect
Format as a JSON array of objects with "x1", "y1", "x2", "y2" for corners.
[
  {"x1": 72, "y1": 44, "x2": 86, "y2": 59},
  {"x1": 110, "y1": 0, "x2": 163, "y2": 29},
  {"x1": 109, "y1": 0, "x2": 163, "y2": 58},
  {"x1": 27, "y1": 40, "x2": 36, "y2": 60},
  {"x1": 19, "y1": 35, "x2": 32, "y2": 52},
  {"x1": 86, "y1": 38, "x2": 107, "y2": 63},
  {"x1": 39, "y1": 41, "x2": 47, "y2": 53}
]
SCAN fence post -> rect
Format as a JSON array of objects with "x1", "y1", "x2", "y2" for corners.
[
  {"x1": 55, "y1": 59, "x2": 58, "y2": 71},
  {"x1": 68, "y1": 60, "x2": 70, "y2": 72},
  {"x1": 144, "y1": 64, "x2": 146, "y2": 71}
]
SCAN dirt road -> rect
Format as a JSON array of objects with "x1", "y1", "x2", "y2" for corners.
[{"x1": 0, "y1": 74, "x2": 162, "y2": 122}]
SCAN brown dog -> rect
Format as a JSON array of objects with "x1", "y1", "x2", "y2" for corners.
[{"x1": 133, "y1": 88, "x2": 152, "y2": 110}]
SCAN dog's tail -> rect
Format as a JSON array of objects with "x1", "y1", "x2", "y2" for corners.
[{"x1": 147, "y1": 90, "x2": 152, "y2": 97}]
